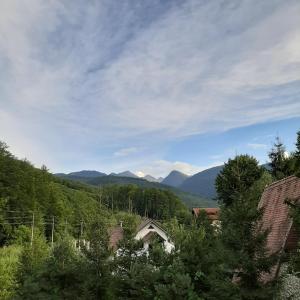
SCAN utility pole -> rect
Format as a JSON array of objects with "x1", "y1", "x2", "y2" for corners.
[
  {"x1": 65, "y1": 219, "x2": 68, "y2": 234},
  {"x1": 30, "y1": 212, "x2": 35, "y2": 247},
  {"x1": 80, "y1": 221, "x2": 83, "y2": 237},
  {"x1": 51, "y1": 216, "x2": 55, "y2": 247},
  {"x1": 80, "y1": 221, "x2": 83, "y2": 250}
]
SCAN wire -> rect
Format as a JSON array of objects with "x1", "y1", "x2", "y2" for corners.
[
  {"x1": 0, "y1": 210, "x2": 33, "y2": 213},
  {"x1": 0, "y1": 222, "x2": 33, "y2": 225},
  {"x1": 2, "y1": 216, "x2": 33, "y2": 220}
]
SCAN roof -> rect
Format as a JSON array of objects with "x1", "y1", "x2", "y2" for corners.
[
  {"x1": 192, "y1": 208, "x2": 220, "y2": 220},
  {"x1": 108, "y1": 218, "x2": 166, "y2": 250},
  {"x1": 136, "y1": 218, "x2": 165, "y2": 232},
  {"x1": 108, "y1": 226, "x2": 124, "y2": 250},
  {"x1": 258, "y1": 175, "x2": 300, "y2": 282}
]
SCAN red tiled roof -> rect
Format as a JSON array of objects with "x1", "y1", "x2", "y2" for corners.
[
  {"x1": 108, "y1": 226, "x2": 124, "y2": 250},
  {"x1": 192, "y1": 208, "x2": 220, "y2": 220},
  {"x1": 258, "y1": 175, "x2": 300, "y2": 282}
]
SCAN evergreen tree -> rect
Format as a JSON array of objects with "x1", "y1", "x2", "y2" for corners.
[
  {"x1": 218, "y1": 162, "x2": 277, "y2": 299},
  {"x1": 216, "y1": 155, "x2": 263, "y2": 206},
  {"x1": 268, "y1": 136, "x2": 290, "y2": 179},
  {"x1": 295, "y1": 131, "x2": 300, "y2": 158},
  {"x1": 294, "y1": 130, "x2": 300, "y2": 177},
  {"x1": 82, "y1": 219, "x2": 114, "y2": 299}
]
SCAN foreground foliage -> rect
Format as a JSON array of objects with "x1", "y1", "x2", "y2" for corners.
[{"x1": 0, "y1": 129, "x2": 300, "y2": 299}]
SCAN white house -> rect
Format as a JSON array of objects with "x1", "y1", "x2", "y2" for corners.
[
  {"x1": 109, "y1": 218, "x2": 174, "y2": 254},
  {"x1": 135, "y1": 219, "x2": 174, "y2": 253}
]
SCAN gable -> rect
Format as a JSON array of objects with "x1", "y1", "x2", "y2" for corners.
[{"x1": 135, "y1": 220, "x2": 168, "y2": 242}]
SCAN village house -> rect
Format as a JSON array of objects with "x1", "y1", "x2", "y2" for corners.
[
  {"x1": 108, "y1": 218, "x2": 175, "y2": 254},
  {"x1": 192, "y1": 207, "x2": 220, "y2": 227},
  {"x1": 258, "y1": 175, "x2": 300, "y2": 282}
]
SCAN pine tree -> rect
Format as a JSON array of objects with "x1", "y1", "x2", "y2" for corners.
[
  {"x1": 268, "y1": 136, "x2": 289, "y2": 179},
  {"x1": 218, "y1": 161, "x2": 277, "y2": 299},
  {"x1": 295, "y1": 131, "x2": 300, "y2": 158},
  {"x1": 294, "y1": 130, "x2": 300, "y2": 176},
  {"x1": 216, "y1": 155, "x2": 263, "y2": 206}
]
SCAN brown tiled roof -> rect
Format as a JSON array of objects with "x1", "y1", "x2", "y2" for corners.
[
  {"x1": 136, "y1": 218, "x2": 165, "y2": 232},
  {"x1": 192, "y1": 208, "x2": 220, "y2": 220},
  {"x1": 108, "y1": 226, "x2": 124, "y2": 250},
  {"x1": 258, "y1": 175, "x2": 300, "y2": 282}
]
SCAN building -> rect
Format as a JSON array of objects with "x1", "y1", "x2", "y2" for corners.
[
  {"x1": 108, "y1": 218, "x2": 175, "y2": 253},
  {"x1": 192, "y1": 207, "x2": 220, "y2": 226},
  {"x1": 258, "y1": 175, "x2": 300, "y2": 282}
]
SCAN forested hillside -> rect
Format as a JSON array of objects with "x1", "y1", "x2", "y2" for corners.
[
  {"x1": 0, "y1": 142, "x2": 191, "y2": 240},
  {"x1": 56, "y1": 172, "x2": 216, "y2": 208}
]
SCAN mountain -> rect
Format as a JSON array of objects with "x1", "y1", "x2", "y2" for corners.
[
  {"x1": 143, "y1": 175, "x2": 161, "y2": 182},
  {"x1": 180, "y1": 165, "x2": 223, "y2": 199},
  {"x1": 68, "y1": 170, "x2": 106, "y2": 178},
  {"x1": 115, "y1": 171, "x2": 138, "y2": 178},
  {"x1": 55, "y1": 173, "x2": 216, "y2": 208},
  {"x1": 55, "y1": 170, "x2": 106, "y2": 182},
  {"x1": 157, "y1": 177, "x2": 164, "y2": 183},
  {"x1": 162, "y1": 170, "x2": 189, "y2": 188}
]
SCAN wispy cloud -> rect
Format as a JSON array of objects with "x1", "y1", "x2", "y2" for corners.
[
  {"x1": 247, "y1": 143, "x2": 268, "y2": 150},
  {"x1": 114, "y1": 147, "x2": 138, "y2": 157},
  {"x1": 0, "y1": 0, "x2": 299, "y2": 173}
]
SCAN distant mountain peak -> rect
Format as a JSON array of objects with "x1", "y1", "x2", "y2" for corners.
[
  {"x1": 180, "y1": 165, "x2": 223, "y2": 198},
  {"x1": 116, "y1": 171, "x2": 138, "y2": 178},
  {"x1": 157, "y1": 177, "x2": 164, "y2": 183},
  {"x1": 143, "y1": 174, "x2": 160, "y2": 182},
  {"x1": 169, "y1": 170, "x2": 188, "y2": 176},
  {"x1": 161, "y1": 170, "x2": 189, "y2": 188},
  {"x1": 64, "y1": 170, "x2": 106, "y2": 178}
]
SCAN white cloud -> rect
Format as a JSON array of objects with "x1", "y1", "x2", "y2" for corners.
[
  {"x1": 0, "y1": 0, "x2": 299, "y2": 172},
  {"x1": 247, "y1": 143, "x2": 268, "y2": 150},
  {"x1": 135, "y1": 171, "x2": 145, "y2": 178},
  {"x1": 114, "y1": 147, "x2": 138, "y2": 157}
]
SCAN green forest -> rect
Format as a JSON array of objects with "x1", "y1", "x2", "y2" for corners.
[{"x1": 1, "y1": 130, "x2": 300, "y2": 299}]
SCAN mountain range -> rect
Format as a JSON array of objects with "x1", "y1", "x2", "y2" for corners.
[{"x1": 55, "y1": 165, "x2": 223, "y2": 200}]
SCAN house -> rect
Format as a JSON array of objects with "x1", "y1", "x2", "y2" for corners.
[
  {"x1": 192, "y1": 207, "x2": 220, "y2": 226},
  {"x1": 258, "y1": 175, "x2": 300, "y2": 282},
  {"x1": 108, "y1": 218, "x2": 175, "y2": 253}
]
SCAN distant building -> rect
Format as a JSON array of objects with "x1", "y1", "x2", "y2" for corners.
[
  {"x1": 108, "y1": 218, "x2": 174, "y2": 254},
  {"x1": 192, "y1": 207, "x2": 220, "y2": 227},
  {"x1": 258, "y1": 175, "x2": 300, "y2": 282}
]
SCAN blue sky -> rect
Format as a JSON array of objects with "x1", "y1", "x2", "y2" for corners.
[{"x1": 0, "y1": 0, "x2": 299, "y2": 178}]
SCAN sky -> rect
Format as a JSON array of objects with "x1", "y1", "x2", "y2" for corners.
[{"x1": 0, "y1": 0, "x2": 300, "y2": 178}]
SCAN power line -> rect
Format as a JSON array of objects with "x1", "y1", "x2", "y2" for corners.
[
  {"x1": 2, "y1": 216, "x2": 33, "y2": 220},
  {"x1": 0, "y1": 222, "x2": 33, "y2": 225}
]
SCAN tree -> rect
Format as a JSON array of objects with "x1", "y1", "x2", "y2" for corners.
[
  {"x1": 295, "y1": 131, "x2": 300, "y2": 158},
  {"x1": 216, "y1": 155, "x2": 263, "y2": 206},
  {"x1": 81, "y1": 218, "x2": 115, "y2": 299},
  {"x1": 294, "y1": 130, "x2": 300, "y2": 177},
  {"x1": 219, "y1": 165, "x2": 277, "y2": 299},
  {"x1": 161, "y1": 214, "x2": 239, "y2": 299},
  {"x1": 268, "y1": 136, "x2": 290, "y2": 180},
  {"x1": 0, "y1": 245, "x2": 21, "y2": 300}
]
